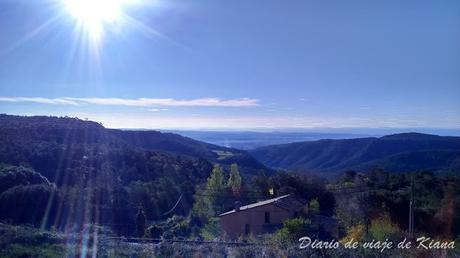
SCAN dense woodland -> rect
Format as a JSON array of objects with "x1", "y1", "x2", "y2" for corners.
[
  {"x1": 0, "y1": 114, "x2": 459, "y2": 257},
  {"x1": 0, "y1": 115, "x2": 216, "y2": 235}
]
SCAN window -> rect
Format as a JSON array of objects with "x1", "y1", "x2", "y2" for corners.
[
  {"x1": 264, "y1": 211, "x2": 270, "y2": 224},
  {"x1": 245, "y1": 224, "x2": 250, "y2": 235}
]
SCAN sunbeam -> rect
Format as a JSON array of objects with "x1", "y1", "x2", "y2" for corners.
[
  {"x1": 122, "y1": 13, "x2": 192, "y2": 52},
  {"x1": 0, "y1": 15, "x2": 62, "y2": 57}
]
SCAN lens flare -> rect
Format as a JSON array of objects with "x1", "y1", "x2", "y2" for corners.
[{"x1": 64, "y1": 0, "x2": 129, "y2": 39}]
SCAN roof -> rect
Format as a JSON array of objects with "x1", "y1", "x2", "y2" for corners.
[{"x1": 218, "y1": 194, "x2": 307, "y2": 217}]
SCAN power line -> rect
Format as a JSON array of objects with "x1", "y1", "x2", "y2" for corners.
[
  {"x1": 409, "y1": 173, "x2": 415, "y2": 236},
  {"x1": 160, "y1": 194, "x2": 182, "y2": 217}
]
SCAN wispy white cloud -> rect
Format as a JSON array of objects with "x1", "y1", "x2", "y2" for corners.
[
  {"x1": 0, "y1": 96, "x2": 259, "y2": 107},
  {"x1": 0, "y1": 97, "x2": 79, "y2": 105},
  {"x1": 147, "y1": 108, "x2": 169, "y2": 112}
]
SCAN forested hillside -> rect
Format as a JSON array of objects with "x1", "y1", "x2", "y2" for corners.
[
  {"x1": 250, "y1": 133, "x2": 460, "y2": 174},
  {"x1": 0, "y1": 114, "x2": 265, "y2": 235},
  {"x1": 0, "y1": 114, "x2": 265, "y2": 174}
]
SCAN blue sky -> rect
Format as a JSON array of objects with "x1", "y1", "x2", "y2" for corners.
[{"x1": 0, "y1": 0, "x2": 459, "y2": 130}]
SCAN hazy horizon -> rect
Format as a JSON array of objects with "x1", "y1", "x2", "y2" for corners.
[{"x1": 3, "y1": 112, "x2": 460, "y2": 136}]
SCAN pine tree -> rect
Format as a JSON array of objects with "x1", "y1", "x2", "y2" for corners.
[
  {"x1": 205, "y1": 164, "x2": 226, "y2": 214},
  {"x1": 136, "y1": 206, "x2": 146, "y2": 237},
  {"x1": 227, "y1": 163, "x2": 242, "y2": 196}
]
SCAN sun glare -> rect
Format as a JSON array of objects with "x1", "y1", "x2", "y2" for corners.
[{"x1": 64, "y1": 0, "x2": 129, "y2": 38}]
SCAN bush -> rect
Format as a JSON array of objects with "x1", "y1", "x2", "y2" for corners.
[
  {"x1": 147, "y1": 215, "x2": 192, "y2": 239},
  {"x1": 201, "y1": 218, "x2": 221, "y2": 241},
  {"x1": 0, "y1": 223, "x2": 64, "y2": 258},
  {"x1": 369, "y1": 215, "x2": 401, "y2": 241},
  {"x1": 274, "y1": 218, "x2": 312, "y2": 244},
  {"x1": 340, "y1": 223, "x2": 365, "y2": 244}
]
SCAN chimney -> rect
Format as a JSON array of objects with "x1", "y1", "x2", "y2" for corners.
[{"x1": 234, "y1": 201, "x2": 241, "y2": 212}]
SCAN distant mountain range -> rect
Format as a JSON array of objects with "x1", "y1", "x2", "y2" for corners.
[
  {"x1": 165, "y1": 130, "x2": 372, "y2": 149},
  {"x1": 165, "y1": 129, "x2": 460, "y2": 150},
  {"x1": 249, "y1": 133, "x2": 460, "y2": 174}
]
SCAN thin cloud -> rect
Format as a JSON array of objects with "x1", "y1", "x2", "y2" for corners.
[
  {"x1": 147, "y1": 108, "x2": 169, "y2": 112},
  {"x1": 0, "y1": 97, "x2": 259, "y2": 107},
  {"x1": 0, "y1": 97, "x2": 79, "y2": 105}
]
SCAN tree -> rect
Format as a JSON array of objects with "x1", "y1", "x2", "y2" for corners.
[
  {"x1": 251, "y1": 170, "x2": 271, "y2": 199},
  {"x1": 111, "y1": 185, "x2": 134, "y2": 236},
  {"x1": 0, "y1": 183, "x2": 56, "y2": 226},
  {"x1": 0, "y1": 166, "x2": 50, "y2": 194},
  {"x1": 191, "y1": 185, "x2": 213, "y2": 226},
  {"x1": 136, "y1": 206, "x2": 146, "y2": 237},
  {"x1": 433, "y1": 193, "x2": 456, "y2": 237},
  {"x1": 227, "y1": 163, "x2": 242, "y2": 196},
  {"x1": 309, "y1": 198, "x2": 320, "y2": 215},
  {"x1": 343, "y1": 170, "x2": 357, "y2": 183},
  {"x1": 205, "y1": 165, "x2": 226, "y2": 215}
]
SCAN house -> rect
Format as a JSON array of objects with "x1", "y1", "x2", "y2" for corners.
[{"x1": 218, "y1": 194, "x2": 308, "y2": 239}]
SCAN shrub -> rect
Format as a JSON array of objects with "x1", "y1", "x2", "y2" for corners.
[
  {"x1": 201, "y1": 218, "x2": 221, "y2": 241},
  {"x1": 274, "y1": 218, "x2": 312, "y2": 244},
  {"x1": 340, "y1": 223, "x2": 365, "y2": 244},
  {"x1": 369, "y1": 215, "x2": 401, "y2": 241}
]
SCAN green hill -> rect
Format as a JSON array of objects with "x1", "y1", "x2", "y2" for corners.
[{"x1": 0, "y1": 114, "x2": 265, "y2": 235}]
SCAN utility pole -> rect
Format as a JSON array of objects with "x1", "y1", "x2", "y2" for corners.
[{"x1": 409, "y1": 173, "x2": 415, "y2": 236}]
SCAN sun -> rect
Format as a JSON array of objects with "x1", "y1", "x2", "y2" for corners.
[{"x1": 64, "y1": 0, "x2": 129, "y2": 39}]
